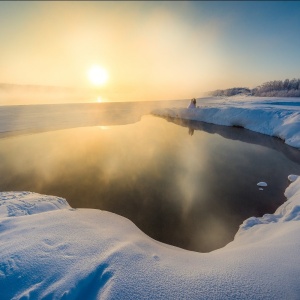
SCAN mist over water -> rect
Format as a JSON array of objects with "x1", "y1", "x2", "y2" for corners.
[{"x1": 0, "y1": 105, "x2": 300, "y2": 252}]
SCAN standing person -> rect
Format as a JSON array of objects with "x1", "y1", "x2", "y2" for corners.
[{"x1": 187, "y1": 98, "x2": 196, "y2": 109}]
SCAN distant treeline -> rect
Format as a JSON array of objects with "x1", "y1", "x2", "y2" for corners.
[
  {"x1": 210, "y1": 87, "x2": 251, "y2": 97},
  {"x1": 210, "y1": 78, "x2": 300, "y2": 97}
]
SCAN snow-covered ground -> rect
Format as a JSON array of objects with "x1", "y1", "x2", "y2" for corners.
[
  {"x1": 1, "y1": 96, "x2": 300, "y2": 299},
  {"x1": 153, "y1": 96, "x2": 300, "y2": 149},
  {"x1": 0, "y1": 176, "x2": 300, "y2": 299}
]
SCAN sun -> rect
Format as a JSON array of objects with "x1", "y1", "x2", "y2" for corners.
[{"x1": 88, "y1": 65, "x2": 108, "y2": 86}]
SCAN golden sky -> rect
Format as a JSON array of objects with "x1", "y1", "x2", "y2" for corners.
[{"x1": 1, "y1": 1, "x2": 300, "y2": 103}]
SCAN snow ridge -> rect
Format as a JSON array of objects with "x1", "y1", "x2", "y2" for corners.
[
  {"x1": 152, "y1": 97, "x2": 300, "y2": 149},
  {"x1": 0, "y1": 191, "x2": 70, "y2": 218},
  {"x1": 1, "y1": 176, "x2": 300, "y2": 299}
]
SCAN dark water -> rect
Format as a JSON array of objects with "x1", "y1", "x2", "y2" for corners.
[{"x1": 1, "y1": 112, "x2": 300, "y2": 252}]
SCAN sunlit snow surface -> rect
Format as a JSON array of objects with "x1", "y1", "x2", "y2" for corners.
[{"x1": 1, "y1": 96, "x2": 300, "y2": 299}]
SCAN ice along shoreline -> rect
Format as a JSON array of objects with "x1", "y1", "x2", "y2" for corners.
[{"x1": 152, "y1": 96, "x2": 300, "y2": 150}]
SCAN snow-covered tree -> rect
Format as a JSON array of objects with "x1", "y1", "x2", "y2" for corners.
[{"x1": 253, "y1": 78, "x2": 300, "y2": 97}]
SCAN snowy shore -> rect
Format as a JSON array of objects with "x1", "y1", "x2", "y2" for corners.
[
  {"x1": 1, "y1": 96, "x2": 300, "y2": 299},
  {"x1": 0, "y1": 176, "x2": 300, "y2": 299},
  {"x1": 152, "y1": 96, "x2": 300, "y2": 149}
]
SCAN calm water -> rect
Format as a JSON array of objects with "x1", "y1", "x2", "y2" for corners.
[{"x1": 1, "y1": 111, "x2": 300, "y2": 252}]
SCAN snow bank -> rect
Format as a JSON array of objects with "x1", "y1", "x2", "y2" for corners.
[
  {"x1": 0, "y1": 191, "x2": 70, "y2": 218},
  {"x1": 239, "y1": 176, "x2": 300, "y2": 232},
  {"x1": 152, "y1": 96, "x2": 300, "y2": 149},
  {"x1": 1, "y1": 177, "x2": 300, "y2": 299}
]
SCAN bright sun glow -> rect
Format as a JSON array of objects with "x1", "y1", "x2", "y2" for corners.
[{"x1": 88, "y1": 65, "x2": 108, "y2": 86}]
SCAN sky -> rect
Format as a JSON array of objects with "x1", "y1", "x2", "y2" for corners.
[{"x1": 0, "y1": 1, "x2": 300, "y2": 103}]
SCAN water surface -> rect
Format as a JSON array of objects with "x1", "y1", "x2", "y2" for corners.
[{"x1": 1, "y1": 113, "x2": 300, "y2": 252}]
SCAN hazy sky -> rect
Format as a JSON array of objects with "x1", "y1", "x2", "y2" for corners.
[{"x1": 1, "y1": 1, "x2": 300, "y2": 102}]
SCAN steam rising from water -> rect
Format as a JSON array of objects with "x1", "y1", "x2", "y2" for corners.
[
  {"x1": 1, "y1": 110, "x2": 299, "y2": 252},
  {"x1": 0, "y1": 100, "x2": 187, "y2": 139},
  {"x1": 0, "y1": 84, "x2": 102, "y2": 106}
]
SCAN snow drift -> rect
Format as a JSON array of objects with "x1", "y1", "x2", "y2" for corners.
[
  {"x1": 1, "y1": 176, "x2": 300, "y2": 299},
  {"x1": 152, "y1": 96, "x2": 300, "y2": 149}
]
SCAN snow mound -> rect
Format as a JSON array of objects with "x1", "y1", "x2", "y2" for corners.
[
  {"x1": 0, "y1": 191, "x2": 70, "y2": 218},
  {"x1": 1, "y1": 176, "x2": 300, "y2": 299},
  {"x1": 257, "y1": 182, "x2": 267, "y2": 187},
  {"x1": 288, "y1": 174, "x2": 299, "y2": 182}
]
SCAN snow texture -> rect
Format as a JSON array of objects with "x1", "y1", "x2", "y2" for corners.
[
  {"x1": 152, "y1": 96, "x2": 300, "y2": 149},
  {"x1": 0, "y1": 191, "x2": 70, "y2": 218},
  {"x1": 1, "y1": 176, "x2": 300, "y2": 299}
]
